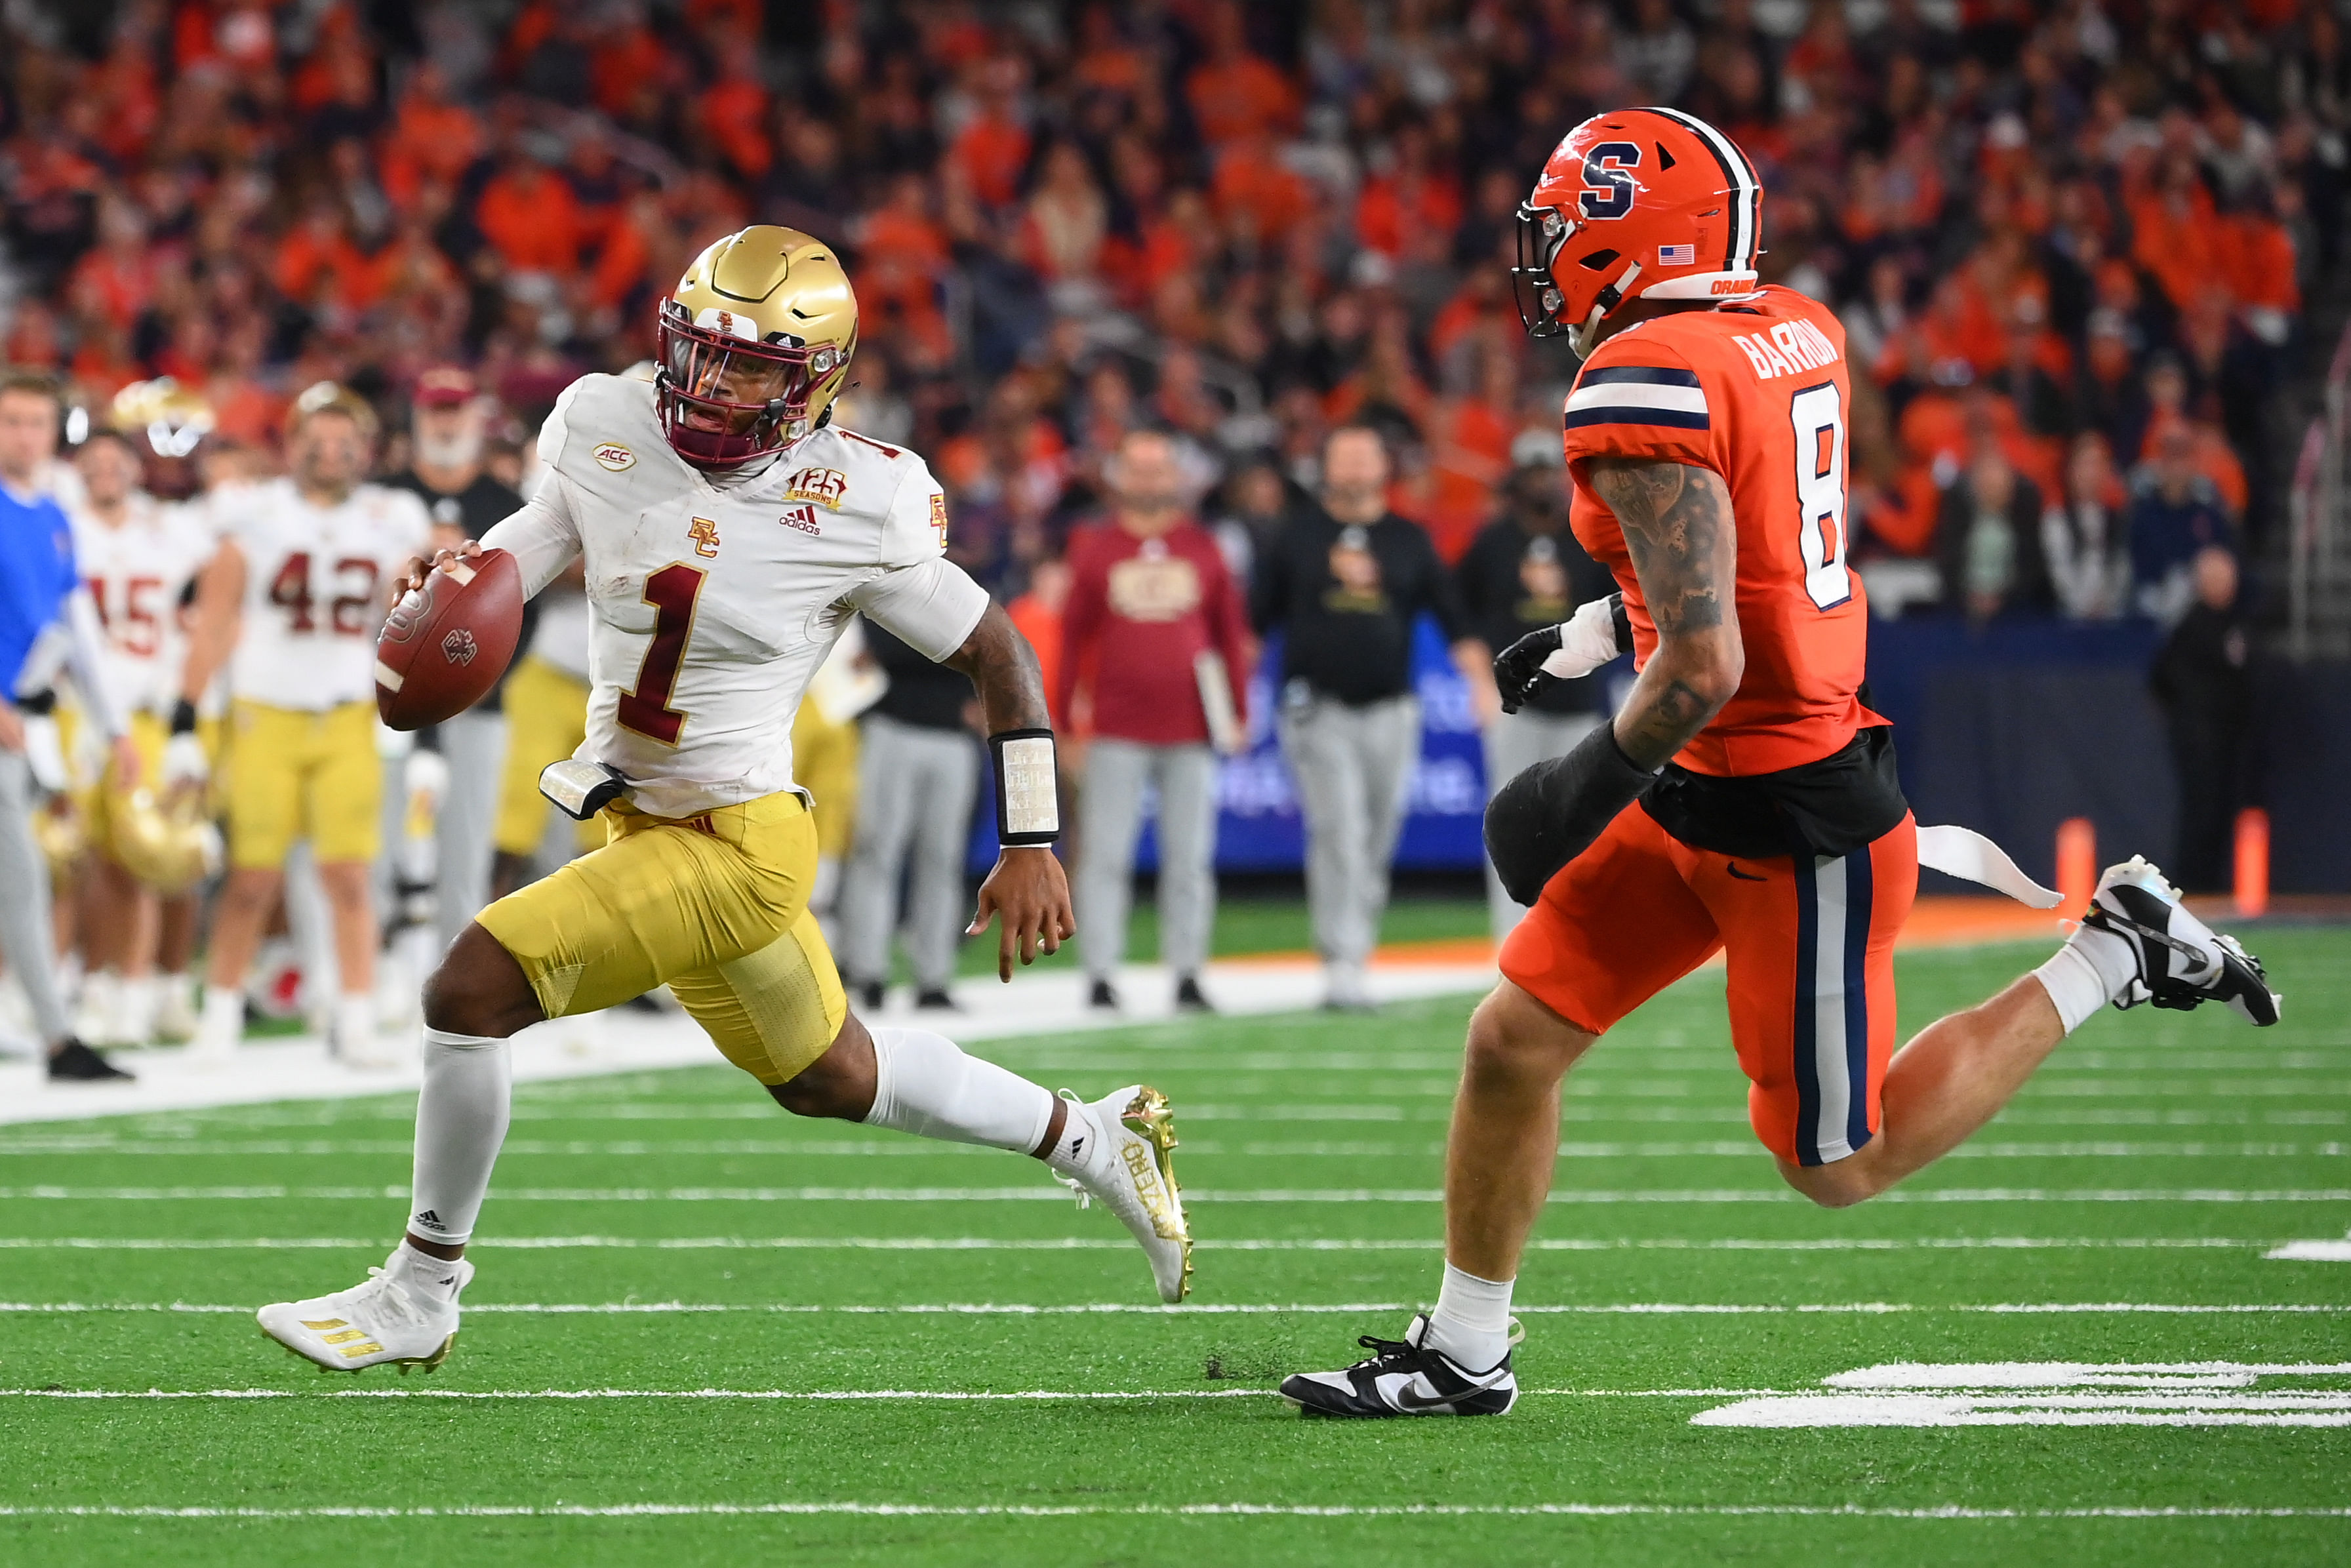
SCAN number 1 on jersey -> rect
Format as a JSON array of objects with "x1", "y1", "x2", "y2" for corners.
[
  {"x1": 618, "y1": 563, "x2": 706, "y2": 745},
  {"x1": 1789, "y1": 382, "x2": 1851, "y2": 611}
]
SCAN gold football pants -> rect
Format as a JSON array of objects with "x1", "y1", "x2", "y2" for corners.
[{"x1": 475, "y1": 788, "x2": 847, "y2": 1085}]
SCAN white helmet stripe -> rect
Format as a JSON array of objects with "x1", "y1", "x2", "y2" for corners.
[{"x1": 1645, "y1": 106, "x2": 1761, "y2": 273}]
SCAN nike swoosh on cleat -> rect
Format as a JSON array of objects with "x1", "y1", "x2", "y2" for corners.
[
  {"x1": 1392, "y1": 1386, "x2": 1461, "y2": 1411},
  {"x1": 1727, "y1": 864, "x2": 1767, "y2": 881}
]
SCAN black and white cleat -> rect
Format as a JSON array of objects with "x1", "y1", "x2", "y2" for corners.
[
  {"x1": 1279, "y1": 1313, "x2": 1521, "y2": 1418},
  {"x1": 2083, "y1": 856, "x2": 2282, "y2": 1026}
]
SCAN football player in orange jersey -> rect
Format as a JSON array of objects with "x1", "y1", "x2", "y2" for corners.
[{"x1": 1282, "y1": 108, "x2": 2281, "y2": 1419}]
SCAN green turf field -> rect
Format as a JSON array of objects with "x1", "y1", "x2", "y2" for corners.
[{"x1": 4, "y1": 929, "x2": 2348, "y2": 1567}]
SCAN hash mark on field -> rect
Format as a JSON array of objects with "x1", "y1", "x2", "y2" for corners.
[{"x1": 1697, "y1": 1363, "x2": 2351, "y2": 1428}]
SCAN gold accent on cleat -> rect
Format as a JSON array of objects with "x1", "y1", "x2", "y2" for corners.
[
  {"x1": 300, "y1": 1318, "x2": 346, "y2": 1330},
  {"x1": 320, "y1": 1329, "x2": 369, "y2": 1345},
  {"x1": 338, "y1": 1341, "x2": 385, "y2": 1357},
  {"x1": 1123, "y1": 1085, "x2": 1194, "y2": 1302}
]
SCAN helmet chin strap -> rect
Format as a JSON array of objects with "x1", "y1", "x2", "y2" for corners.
[{"x1": 1570, "y1": 260, "x2": 1644, "y2": 358}]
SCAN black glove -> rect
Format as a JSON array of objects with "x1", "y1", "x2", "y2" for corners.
[{"x1": 1492, "y1": 625, "x2": 1563, "y2": 715}]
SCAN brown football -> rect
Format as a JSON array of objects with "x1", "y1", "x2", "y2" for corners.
[{"x1": 374, "y1": 547, "x2": 525, "y2": 730}]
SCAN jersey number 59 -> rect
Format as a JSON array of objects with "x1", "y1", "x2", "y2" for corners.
[{"x1": 1788, "y1": 382, "x2": 1851, "y2": 611}]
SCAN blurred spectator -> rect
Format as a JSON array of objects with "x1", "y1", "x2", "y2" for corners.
[
  {"x1": 2043, "y1": 433, "x2": 2133, "y2": 622},
  {"x1": 2128, "y1": 426, "x2": 2236, "y2": 626},
  {"x1": 2149, "y1": 547, "x2": 2253, "y2": 893},
  {"x1": 1935, "y1": 432, "x2": 2055, "y2": 622},
  {"x1": 837, "y1": 621, "x2": 981, "y2": 1014},
  {"x1": 1455, "y1": 462, "x2": 1615, "y2": 938},
  {"x1": 1253, "y1": 426, "x2": 1489, "y2": 1011},
  {"x1": 1058, "y1": 431, "x2": 1252, "y2": 1014}
]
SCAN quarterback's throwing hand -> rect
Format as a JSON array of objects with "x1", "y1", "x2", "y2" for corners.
[
  {"x1": 968, "y1": 846, "x2": 1077, "y2": 981},
  {"x1": 394, "y1": 536, "x2": 485, "y2": 598}
]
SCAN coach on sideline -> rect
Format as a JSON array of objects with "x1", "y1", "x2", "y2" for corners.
[
  {"x1": 1253, "y1": 426, "x2": 1496, "y2": 1011},
  {"x1": 1059, "y1": 429, "x2": 1253, "y2": 1014},
  {"x1": 0, "y1": 369, "x2": 140, "y2": 1080}
]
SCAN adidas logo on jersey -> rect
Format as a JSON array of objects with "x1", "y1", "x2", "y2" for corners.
[{"x1": 778, "y1": 505, "x2": 822, "y2": 536}]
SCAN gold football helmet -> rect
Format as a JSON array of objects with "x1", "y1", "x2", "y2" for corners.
[
  {"x1": 109, "y1": 377, "x2": 214, "y2": 500},
  {"x1": 106, "y1": 785, "x2": 220, "y2": 895},
  {"x1": 32, "y1": 797, "x2": 85, "y2": 881},
  {"x1": 656, "y1": 225, "x2": 857, "y2": 470}
]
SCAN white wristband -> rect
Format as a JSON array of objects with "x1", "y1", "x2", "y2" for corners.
[{"x1": 990, "y1": 729, "x2": 1060, "y2": 846}]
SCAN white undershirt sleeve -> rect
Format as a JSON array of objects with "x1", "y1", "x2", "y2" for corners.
[
  {"x1": 847, "y1": 556, "x2": 990, "y2": 662},
  {"x1": 479, "y1": 473, "x2": 584, "y2": 600}
]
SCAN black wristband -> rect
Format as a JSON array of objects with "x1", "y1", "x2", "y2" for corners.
[
  {"x1": 1607, "y1": 592, "x2": 1632, "y2": 654},
  {"x1": 988, "y1": 727, "x2": 1060, "y2": 847},
  {"x1": 170, "y1": 698, "x2": 198, "y2": 736},
  {"x1": 15, "y1": 688, "x2": 55, "y2": 717},
  {"x1": 1483, "y1": 721, "x2": 1657, "y2": 905}
]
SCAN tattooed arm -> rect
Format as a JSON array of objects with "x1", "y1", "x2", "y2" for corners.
[{"x1": 1584, "y1": 457, "x2": 1744, "y2": 769}]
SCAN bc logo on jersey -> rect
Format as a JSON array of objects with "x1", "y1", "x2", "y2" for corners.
[
  {"x1": 688, "y1": 517, "x2": 721, "y2": 558},
  {"x1": 929, "y1": 491, "x2": 949, "y2": 548}
]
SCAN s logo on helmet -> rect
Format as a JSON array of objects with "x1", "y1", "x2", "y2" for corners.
[{"x1": 1578, "y1": 142, "x2": 1643, "y2": 220}]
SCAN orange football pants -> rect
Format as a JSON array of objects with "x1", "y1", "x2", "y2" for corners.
[{"x1": 1500, "y1": 803, "x2": 1917, "y2": 1167}]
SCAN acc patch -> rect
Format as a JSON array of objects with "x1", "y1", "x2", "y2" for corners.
[
  {"x1": 784, "y1": 466, "x2": 849, "y2": 509},
  {"x1": 929, "y1": 491, "x2": 948, "y2": 546},
  {"x1": 593, "y1": 441, "x2": 636, "y2": 472}
]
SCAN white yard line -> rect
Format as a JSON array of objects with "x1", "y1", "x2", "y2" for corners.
[
  {"x1": 2268, "y1": 1240, "x2": 2351, "y2": 1261},
  {"x1": 7, "y1": 1185, "x2": 2351, "y2": 1203},
  {"x1": 7, "y1": 1138, "x2": 2341, "y2": 1159},
  {"x1": 0, "y1": 1386, "x2": 1789, "y2": 1401},
  {"x1": 1, "y1": 1502, "x2": 2345, "y2": 1520},
  {"x1": 5, "y1": 1300, "x2": 2346, "y2": 1316},
  {"x1": 0, "y1": 1235, "x2": 2281, "y2": 1252}
]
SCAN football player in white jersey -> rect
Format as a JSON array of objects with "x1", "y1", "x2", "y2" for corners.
[
  {"x1": 193, "y1": 384, "x2": 433, "y2": 1066},
  {"x1": 64, "y1": 401, "x2": 228, "y2": 1046},
  {"x1": 258, "y1": 228, "x2": 1191, "y2": 1375}
]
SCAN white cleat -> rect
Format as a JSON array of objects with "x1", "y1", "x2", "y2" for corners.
[
  {"x1": 256, "y1": 1246, "x2": 472, "y2": 1374},
  {"x1": 2083, "y1": 856, "x2": 2282, "y2": 1026},
  {"x1": 1051, "y1": 1085, "x2": 1192, "y2": 1302},
  {"x1": 151, "y1": 976, "x2": 197, "y2": 1045}
]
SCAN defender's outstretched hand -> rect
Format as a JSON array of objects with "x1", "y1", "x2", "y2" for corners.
[{"x1": 968, "y1": 845, "x2": 1076, "y2": 981}]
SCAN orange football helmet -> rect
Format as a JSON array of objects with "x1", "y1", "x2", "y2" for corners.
[{"x1": 1510, "y1": 107, "x2": 1764, "y2": 355}]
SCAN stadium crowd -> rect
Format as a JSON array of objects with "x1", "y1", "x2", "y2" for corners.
[{"x1": 0, "y1": 0, "x2": 2340, "y2": 1067}]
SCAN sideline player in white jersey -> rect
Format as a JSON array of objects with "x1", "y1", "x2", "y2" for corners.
[
  {"x1": 257, "y1": 227, "x2": 1190, "y2": 1375},
  {"x1": 63, "y1": 397, "x2": 229, "y2": 1046},
  {"x1": 193, "y1": 384, "x2": 432, "y2": 1066}
]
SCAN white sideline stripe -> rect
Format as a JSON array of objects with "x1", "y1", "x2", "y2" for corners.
[
  {"x1": 0, "y1": 1236, "x2": 2280, "y2": 1253},
  {"x1": 2268, "y1": 1240, "x2": 2351, "y2": 1261},
  {"x1": 7, "y1": 1186, "x2": 2350, "y2": 1204},
  {"x1": 0, "y1": 1386, "x2": 1787, "y2": 1401},
  {"x1": 4, "y1": 1503, "x2": 2346, "y2": 1521},
  {"x1": 7, "y1": 1301, "x2": 2348, "y2": 1316}
]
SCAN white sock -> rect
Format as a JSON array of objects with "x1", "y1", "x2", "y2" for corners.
[
  {"x1": 862, "y1": 1026, "x2": 1056, "y2": 1156},
  {"x1": 390, "y1": 1238, "x2": 468, "y2": 1305},
  {"x1": 408, "y1": 1028, "x2": 511, "y2": 1245},
  {"x1": 335, "y1": 992, "x2": 378, "y2": 1053},
  {"x1": 1424, "y1": 1262, "x2": 1515, "y2": 1371},
  {"x1": 1043, "y1": 1096, "x2": 1097, "y2": 1175},
  {"x1": 2032, "y1": 922, "x2": 2138, "y2": 1034},
  {"x1": 195, "y1": 985, "x2": 243, "y2": 1051}
]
